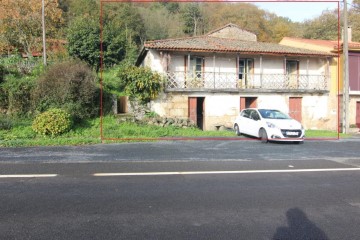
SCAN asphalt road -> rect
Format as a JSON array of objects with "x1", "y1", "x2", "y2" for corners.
[{"x1": 1, "y1": 139, "x2": 360, "y2": 239}]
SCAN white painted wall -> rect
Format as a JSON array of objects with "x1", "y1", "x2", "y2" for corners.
[
  {"x1": 145, "y1": 51, "x2": 327, "y2": 77},
  {"x1": 144, "y1": 50, "x2": 164, "y2": 73}
]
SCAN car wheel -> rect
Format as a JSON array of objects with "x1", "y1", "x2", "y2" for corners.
[
  {"x1": 234, "y1": 124, "x2": 241, "y2": 136},
  {"x1": 259, "y1": 128, "x2": 268, "y2": 143}
]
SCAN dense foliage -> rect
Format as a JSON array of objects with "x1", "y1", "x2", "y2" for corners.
[
  {"x1": 0, "y1": 56, "x2": 43, "y2": 116},
  {"x1": 33, "y1": 60, "x2": 98, "y2": 121},
  {"x1": 32, "y1": 108, "x2": 72, "y2": 136},
  {"x1": 117, "y1": 65, "x2": 163, "y2": 104},
  {"x1": 0, "y1": 0, "x2": 64, "y2": 56}
]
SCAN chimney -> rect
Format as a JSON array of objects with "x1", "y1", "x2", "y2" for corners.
[
  {"x1": 348, "y1": 26, "x2": 352, "y2": 42},
  {"x1": 343, "y1": 27, "x2": 352, "y2": 42}
]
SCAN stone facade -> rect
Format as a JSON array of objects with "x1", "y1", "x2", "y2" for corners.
[{"x1": 150, "y1": 92, "x2": 338, "y2": 131}]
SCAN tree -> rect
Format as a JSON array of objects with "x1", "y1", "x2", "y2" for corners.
[
  {"x1": 67, "y1": 3, "x2": 145, "y2": 69},
  {"x1": 138, "y1": 4, "x2": 184, "y2": 40},
  {"x1": 349, "y1": 0, "x2": 360, "y2": 42},
  {"x1": 302, "y1": 10, "x2": 338, "y2": 40},
  {"x1": 67, "y1": 16, "x2": 101, "y2": 69},
  {"x1": 182, "y1": 3, "x2": 204, "y2": 36},
  {"x1": 0, "y1": 0, "x2": 64, "y2": 55}
]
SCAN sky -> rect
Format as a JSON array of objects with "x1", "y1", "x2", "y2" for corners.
[{"x1": 253, "y1": 1, "x2": 341, "y2": 22}]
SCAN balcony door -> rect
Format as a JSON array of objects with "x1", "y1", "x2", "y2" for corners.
[
  {"x1": 239, "y1": 59, "x2": 254, "y2": 88},
  {"x1": 286, "y1": 60, "x2": 299, "y2": 89},
  {"x1": 187, "y1": 56, "x2": 204, "y2": 88}
]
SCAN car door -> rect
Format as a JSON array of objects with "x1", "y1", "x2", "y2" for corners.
[
  {"x1": 239, "y1": 109, "x2": 251, "y2": 135},
  {"x1": 248, "y1": 110, "x2": 262, "y2": 137}
]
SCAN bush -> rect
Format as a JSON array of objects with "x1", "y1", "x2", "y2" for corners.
[
  {"x1": 32, "y1": 108, "x2": 72, "y2": 136},
  {"x1": 2, "y1": 74, "x2": 35, "y2": 115},
  {"x1": 0, "y1": 114, "x2": 12, "y2": 130},
  {"x1": 117, "y1": 65, "x2": 163, "y2": 104},
  {"x1": 33, "y1": 60, "x2": 98, "y2": 122}
]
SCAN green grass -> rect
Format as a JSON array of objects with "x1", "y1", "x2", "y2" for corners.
[
  {"x1": 0, "y1": 115, "x2": 352, "y2": 147},
  {"x1": 305, "y1": 130, "x2": 347, "y2": 139}
]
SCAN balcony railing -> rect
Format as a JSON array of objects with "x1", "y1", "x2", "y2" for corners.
[{"x1": 165, "y1": 71, "x2": 329, "y2": 91}]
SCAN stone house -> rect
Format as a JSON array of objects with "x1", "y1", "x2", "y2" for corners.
[{"x1": 136, "y1": 23, "x2": 336, "y2": 130}]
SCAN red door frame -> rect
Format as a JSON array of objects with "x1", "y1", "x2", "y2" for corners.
[
  {"x1": 240, "y1": 97, "x2": 257, "y2": 110},
  {"x1": 289, "y1": 97, "x2": 302, "y2": 122},
  {"x1": 188, "y1": 97, "x2": 197, "y2": 124}
]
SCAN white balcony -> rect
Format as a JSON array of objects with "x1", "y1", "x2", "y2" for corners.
[{"x1": 165, "y1": 71, "x2": 329, "y2": 91}]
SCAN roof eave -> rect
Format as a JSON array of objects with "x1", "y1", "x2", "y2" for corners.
[
  {"x1": 144, "y1": 47, "x2": 335, "y2": 57},
  {"x1": 135, "y1": 47, "x2": 148, "y2": 67}
]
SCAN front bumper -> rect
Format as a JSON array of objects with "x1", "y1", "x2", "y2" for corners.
[{"x1": 267, "y1": 128, "x2": 305, "y2": 141}]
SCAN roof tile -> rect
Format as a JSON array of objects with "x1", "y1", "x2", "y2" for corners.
[{"x1": 144, "y1": 36, "x2": 334, "y2": 57}]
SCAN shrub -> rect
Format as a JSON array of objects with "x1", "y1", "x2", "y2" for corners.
[
  {"x1": 117, "y1": 65, "x2": 164, "y2": 104},
  {"x1": 32, "y1": 108, "x2": 72, "y2": 136},
  {"x1": 2, "y1": 74, "x2": 36, "y2": 115},
  {"x1": 33, "y1": 60, "x2": 98, "y2": 122},
  {"x1": 0, "y1": 114, "x2": 12, "y2": 130},
  {"x1": 0, "y1": 64, "x2": 5, "y2": 83}
]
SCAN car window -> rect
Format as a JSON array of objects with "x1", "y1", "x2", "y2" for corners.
[
  {"x1": 250, "y1": 111, "x2": 260, "y2": 120},
  {"x1": 258, "y1": 109, "x2": 291, "y2": 119},
  {"x1": 241, "y1": 110, "x2": 250, "y2": 118}
]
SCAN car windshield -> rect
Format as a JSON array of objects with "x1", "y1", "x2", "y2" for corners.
[{"x1": 258, "y1": 109, "x2": 291, "y2": 119}]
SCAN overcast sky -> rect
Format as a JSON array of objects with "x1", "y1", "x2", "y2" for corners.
[{"x1": 253, "y1": 1, "x2": 341, "y2": 22}]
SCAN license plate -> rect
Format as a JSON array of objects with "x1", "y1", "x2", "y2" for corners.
[{"x1": 286, "y1": 131, "x2": 298, "y2": 136}]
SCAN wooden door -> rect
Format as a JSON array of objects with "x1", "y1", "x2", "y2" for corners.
[
  {"x1": 188, "y1": 97, "x2": 197, "y2": 124},
  {"x1": 289, "y1": 97, "x2": 302, "y2": 122},
  {"x1": 356, "y1": 102, "x2": 360, "y2": 128}
]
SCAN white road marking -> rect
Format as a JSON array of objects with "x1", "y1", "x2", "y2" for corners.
[
  {"x1": 0, "y1": 174, "x2": 58, "y2": 178},
  {"x1": 94, "y1": 168, "x2": 360, "y2": 176}
]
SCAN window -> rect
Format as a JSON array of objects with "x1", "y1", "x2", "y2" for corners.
[
  {"x1": 250, "y1": 110, "x2": 260, "y2": 120},
  {"x1": 190, "y1": 57, "x2": 204, "y2": 78},
  {"x1": 239, "y1": 59, "x2": 254, "y2": 86},
  {"x1": 241, "y1": 109, "x2": 251, "y2": 118},
  {"x1": 286, "y1": 60, "x2": 299, "y2": 75},
  {"x1": 286, "y1": 60, "x2": 299, "y2": 88}
]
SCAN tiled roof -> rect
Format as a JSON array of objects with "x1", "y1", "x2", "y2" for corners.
[
  {"x1": 282, "y1": 37, "x2": 360, "y2": 51},
  {"x1": 144, "y1": 36, "x2": 334, "y2": 57},
  {"x1": 281, "y1": 37, "x2": 338, "y2": 48},
  {"x1": 337, "y1": 42, "x2": 360, "y2": 50}
]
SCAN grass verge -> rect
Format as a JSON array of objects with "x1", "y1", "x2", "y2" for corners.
[{"x1": 0, "y1": 115, "x2": 352, "y2": 147}]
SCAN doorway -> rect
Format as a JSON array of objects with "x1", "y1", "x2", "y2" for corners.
[
  {"x1": 240, "y1": 97, "x2": 257, "y2": 110},
  {"x1": 188, "y1": 97, "x2": 205, "y2": 130},
  {"x1": 289, "y1": 97, "x2": 302, "y2": 122}
]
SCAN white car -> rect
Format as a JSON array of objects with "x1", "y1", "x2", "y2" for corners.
[{"x1": 233, "y1": 108, "x2": 305, "y2": 143}]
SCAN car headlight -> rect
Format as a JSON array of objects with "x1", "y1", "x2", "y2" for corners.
[
  {"x1": 266, "y1": 122, "x2": 277, "y2": 128},
  {"x1": 301, "y1": 125, "x2": 304, "y2": 130}
]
